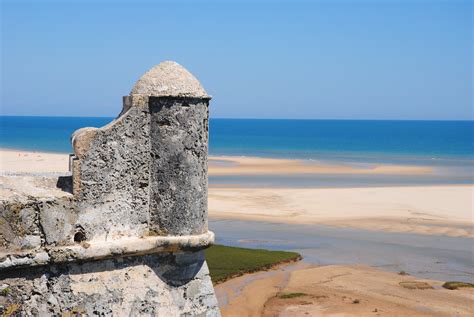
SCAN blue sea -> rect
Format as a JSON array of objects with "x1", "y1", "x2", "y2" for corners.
[
  {"x1": 1, "y1": 116, "x2": 473, "y2": 158},
  {"x1": 1, "y1": 116, "x2": 473, "y2": 186}
]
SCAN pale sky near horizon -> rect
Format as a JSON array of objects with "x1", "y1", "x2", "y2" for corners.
[{"x1": 1, "y1": 0, "x2": 472, "y2": 119}]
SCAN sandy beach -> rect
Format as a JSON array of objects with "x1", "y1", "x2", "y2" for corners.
[
  {"x1": 1, "y1": 149, "x2": 473, "y2": 315},
  {"x1": 1, "y1": 149, "x2": 472, "y2": 237},
  {"x1": 0, "y1": 149, "x2": 434, "y2": 175},
  {"x1": 0, "y1": 148, "x2": 70, "y2": 174},
  {"x1": 209, "y1": 186, "x2": 473, "y2": 238},
  {"x1": 216, "y1": 263, "x2": 474, "y2": 317}
]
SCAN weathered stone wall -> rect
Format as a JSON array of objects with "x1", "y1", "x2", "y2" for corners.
[
  {"x1": 149, "y1": 97, "x2": 209, "y2": 236},
  {"x1": 0, "y1": 197, "x2": 75, "y2": 252},
  {"x1": 71, "y1": 94, "x2": 210, "y2": 241},
  {"x1": 73, "y1": 101, "x2": 151, "y2": 241},
  {"x1": 0, "y1": 252, "x2": 218, "y2": 316},
  {"x1": 0, "y1": 61, "x2": 220, "y2": 316}
]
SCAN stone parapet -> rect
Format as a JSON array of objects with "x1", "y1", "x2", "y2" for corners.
[{"x1": 0, "y1": 61, "x2": 220, "y2": 316}]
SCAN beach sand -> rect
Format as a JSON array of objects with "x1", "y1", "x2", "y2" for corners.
[
  {"x1": 0, "y1": 149, "x2": 433, "y2": 175},
  {"x1": 0, "y1": 149, "x2": 69, "y2": 174},
  {"x1": 1, "y1": 149, "x2": 472, "y2": 237},
  {"x1": 2, "y1": 148, "x2": 473, "y2": 316},
  {"x1": 209, "y1": 155, "x2": 433, "y2": 176},
  {"x1": 215, "y1": 264, "x2": 474, "y2": 317},
  {"x1": 209, "y1": 186, "x2": 473, "y2": 238}
]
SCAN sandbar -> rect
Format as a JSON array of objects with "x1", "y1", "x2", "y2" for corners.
[
  {"x1": 0, "y1": 149, "x2": 433, "y2": 175},
  {"x1": 1, "y1": 149, "x2": 472, "y2": 237},
  {"x1": 209, "y1": 156, "x2": 433, "y2": 176},
  {"x1": 209, "y1": 185, "x2": 474, "y2": 238}
]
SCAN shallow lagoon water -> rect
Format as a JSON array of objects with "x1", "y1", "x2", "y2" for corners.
[
  {"x1": 209, "y1": 219, "x2": 474, "y2": 283},
  {"x1": 210, "y1": 170, "x2": 474, "y2": 188}
]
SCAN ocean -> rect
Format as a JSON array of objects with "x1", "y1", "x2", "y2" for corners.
[
  {"x1": 1, "y1": 116, "x2": 473, "y2": 186},
  {"x1": 1, "y1": 116, "x2": 472, "y2": 160}
]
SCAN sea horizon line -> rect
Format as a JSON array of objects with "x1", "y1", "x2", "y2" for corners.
[{"x1": 1, "y1": 115, "x2": 473, "y2": 122}]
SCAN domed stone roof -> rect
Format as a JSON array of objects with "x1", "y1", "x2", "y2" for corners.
[{"x1": 130, "y1": 61, "x2": 209, "y2": 98}]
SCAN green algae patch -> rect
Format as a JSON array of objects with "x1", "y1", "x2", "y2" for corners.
[
  {"x1": 205, "y1": 244, "x2": 301, "y2": 284},
  {"x1": 278, "y1": 292, "x2": 307, "y2": 299},
  {"x1": 442, "y1": 281, "x2": 474, "y2": 290}
]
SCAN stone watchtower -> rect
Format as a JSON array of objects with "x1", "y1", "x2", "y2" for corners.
[{"x1": 0, "y1": 62, "x2": 220, "y2": 316}]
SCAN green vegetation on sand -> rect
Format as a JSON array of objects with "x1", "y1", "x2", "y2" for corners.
[
  {"x1": 278, "y1": 292, "x2": 307, "y2": 299},
  {"x1": 205, "y1": 244, "x2": 301, "y2": 284},
  {"x1": 442, "y1": 281, "x2": 474, "y2": 290}
]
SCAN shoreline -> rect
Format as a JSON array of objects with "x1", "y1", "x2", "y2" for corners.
[
  {"x1": 209, "y1": 185, "x2": 474, "y2": 238},
  {"x1": 210, "y1": 219, "x2": 474, "y2": 283},
  {"x1": 1, "y1": 148, "x2": 472, "y2": 238},
  {"x1": 0, "y1": 147, "x2": 456, "y2": 176},
  {"x1": 215, "y1": 261, "x2": 311, "y2": 316},
  {"x1": 209, "y1": 214, "x2": 474, "y2": 238},
  {"x1": 213, "y1": 253, "x2": 303, "y2": 286},
  {"x1": 215, "y1": 263, "x2": 474, "y2": 317},
  {"x1": 209, "y1": 155, "x2": 434, "y2": 176},
  {"x1": 212, "y1": 218, "x2": 474, "y2": 315},
  {"x1": 1, "y1": 143, "x2": 473, "y2": 162},
  {"x1": 2, "y1": 150, "x2": 473, "y2": 315},
  {"x1": 2, "y1": 147, "x2": 472, "y2": 172}
]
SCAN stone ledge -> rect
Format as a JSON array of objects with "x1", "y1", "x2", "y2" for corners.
[{"x1": 0, "y1": 231, "x2": 215, "y2": 270}]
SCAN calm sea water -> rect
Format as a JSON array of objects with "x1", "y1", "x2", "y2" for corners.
[
  {"x1": 1, "y1": 116, "x2": 473, "y2": 160},
  {"x1": 1, "y1": 116, "x2": 472, "y2": 185}
]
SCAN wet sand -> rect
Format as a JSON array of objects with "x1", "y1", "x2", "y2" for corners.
[
  {"x1": 216, "y1": 264, "x2": 474, "y2": 317},
  {"x1": 216, "y1": 261, "x2": 311, "y2": 317},
  {"x1": 212, "y1": 219, "x2": 474, "y2": 315}
]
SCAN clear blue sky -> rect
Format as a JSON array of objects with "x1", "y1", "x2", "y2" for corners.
[{"x1": 1, "y1": 0, "x2": 472, "y2": 119}]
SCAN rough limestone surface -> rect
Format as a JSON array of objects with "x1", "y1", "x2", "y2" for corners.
[
  {"x1": 131, "y1": 61, "x2": 209, "y2": 98},
  {"x1": 0, "y1": 252, "x2": 218, "y2": 316},
  {"x1": 0, "y1": 61, "x2": 219, "y2": 316},
  {"x1": 149, "y1": 97, "x2": 209, "y2": 235}
]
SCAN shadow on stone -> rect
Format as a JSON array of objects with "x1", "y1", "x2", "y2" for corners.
[
  {"x1": 0, "y1": 251, "x2": 207, "y2": 316},
  {"x1": 154, "y1": 251, "x2": 206, "y2": 287},
  {"x1": 0, "y1": 251, "x2": 205, "y2": 288},
  {"x1": 56, "y1": 176, "x2": 73, "y2": 194}
]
